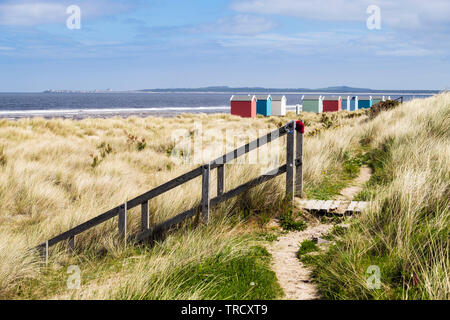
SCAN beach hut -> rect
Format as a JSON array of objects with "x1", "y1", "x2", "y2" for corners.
[
  {"x1": 358, "y1": 96, "x2": 373, "y2": 109},
  {"x1": 341, "y1": 96, "x2": 350, "y2": 111},
  {"x1": 349, "y1": 96, "x2": 359, "y2": 111},
  {"x1": 271, "y1": 95, "x2": 287, "y2": 116},
  {"x1": 256, "y1": 95, "x2": 272, "y2": 116},
  {"x1": 372, "y1": 96, "x2": 385, "y2": 105},
  {"x1": 323, "y1": 96, "x2": 342, "y2": 112},
  {"x1": 301, "y1": 95, "x2": 323, "y2": 113},
  {"x1": 230, "y1": 95, "x2": 257, "y2": 118}
]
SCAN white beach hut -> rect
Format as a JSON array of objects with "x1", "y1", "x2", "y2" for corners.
[{"x1": 271, "y1": 95, "x2": 287, "y2": 116}]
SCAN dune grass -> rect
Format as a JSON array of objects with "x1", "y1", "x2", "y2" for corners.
[
  {"x1": 0, "y1": 110, "x2": 367, "y2": 299},
  {"x1": 5, "y1": 93, "x2": 445, "y2": 300},
  {"x1": 303, "y1": 93, "x2": 450, "y2": 300},
  {"x1": 0, "y1": 94, "x2": 450, "y2": 299}
]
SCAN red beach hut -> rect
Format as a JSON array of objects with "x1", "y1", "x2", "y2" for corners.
[
  {"x1": 230, "y1": 95, "x2": 257, "y2": 118},
  {"x1": 323, "y1": 96, "x2": 342, "y2": 112}
]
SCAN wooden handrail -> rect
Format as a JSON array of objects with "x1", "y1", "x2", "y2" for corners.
[{"x1": 34, "y1": 121, "x2": 301, "y2": 260}]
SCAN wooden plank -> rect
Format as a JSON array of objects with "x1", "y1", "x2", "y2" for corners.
[
  {"x1": 202, "y1": 164, "x2": 210, "y2": 224},
  {"x1": 210, "y1": 123, "x2": 292, "y2": 169},
  {"x1": 330, "y1": 200, "x2": 340, "y2": 211},
  {"x1": 313, "y1": 200, "x2": 325, "y2": 211},
  {"x1": 346, "y1": 201, "x2": 357, "y2": 213},
  {"x1": 322, "y1": 200, "x2": 333, "y2": 212},
  {"x1": 118, "y1": 203, "x2": 127, "y2": 243},
  {"x1": 295, "y1": 130, "x2": 303, "y2": 198},
  {"x1": 126, "y1": 166, "x2": 203, "y2": 209},
  {"x1": 217, "y1": 165, "x2": 225, "y2": 196},
  {"x1": 211, "y1": 164, "x2": 287, "y2": 207},
  {"x1": 302, "y1": 199, "x2": 315, "y2": 210},
  {"x1": 141, "y1": 201, "x2": 149, "y2": 231},
  {"x1": 286, "y1": 124, "x2": 295, "y2": 201},
  {"x1": 137, "y1": 205, "x2": 200, "y2": 242},
  {"x1": 138, "y1": 165, "x2": 287, "y2": 242},
  {"x1": 35, "y1": 205, "x2": 121, "y2": 249}
]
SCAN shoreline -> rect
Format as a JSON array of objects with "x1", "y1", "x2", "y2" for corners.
[{"x1": 0, "y1": 106, "x2": 298, "y2": 120}]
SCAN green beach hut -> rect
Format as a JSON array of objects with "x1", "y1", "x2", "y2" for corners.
[
  {"x1": 372, "y1": 96, "x2": 385, "y2": 105},
  {"x1": 301, "y1": 95, "x2": 323, "y2": 113}
]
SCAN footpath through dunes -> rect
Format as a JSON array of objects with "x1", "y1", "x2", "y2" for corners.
[{"x1": 269, "y1": 166, "x2": 372, "y2": 300}]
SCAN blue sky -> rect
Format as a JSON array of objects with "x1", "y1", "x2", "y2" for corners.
[{"x1": 1, "y1": 0, "x2": 450, "y2": 92}]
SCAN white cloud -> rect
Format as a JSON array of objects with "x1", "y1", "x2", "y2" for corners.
[
  {"x1": 0, "y1": 0, "x2": 130, "y2": 26},
  {"x1": 0, "y1": 3, "x2": 66, "y2": 26},
  {"x1": 190, "y1": 14, "x2": 277, "y2": 35},
  {"x1": 231, "y1": 0, "x2": 450, "y2": 30}
]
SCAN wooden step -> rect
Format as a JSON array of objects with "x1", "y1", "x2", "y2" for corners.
[{"x1": 296, "y1": 198, "x2": 370, "y2": 214}]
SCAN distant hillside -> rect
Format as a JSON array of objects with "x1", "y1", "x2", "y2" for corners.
[{"x1": 138, "y1": 86, "x2": 439, "y2": 94}]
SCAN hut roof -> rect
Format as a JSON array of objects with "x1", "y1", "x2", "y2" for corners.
[
  {"x1": 359, "y1": 96, "x2": 372, "y2": 100},
  {"x1": 302, "y1": 95, "x2": 322, "y2": 100},
  {"x1": 230, "y1": 95, "x2": 256, "y2": 102},
  {"x1": 271, "y1": 95, "x2": 286, "y2": 101},
  {"x1": 323, "y1": 96, "x2": 341, "y2": 101},
  {"x1": 255, "y1": 95, "x2": 271, "y2": 100}
]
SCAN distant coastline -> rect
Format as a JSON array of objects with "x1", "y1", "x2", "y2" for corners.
[{"x1": 42, "y1": 86, "x2": 441, "y2": 95}]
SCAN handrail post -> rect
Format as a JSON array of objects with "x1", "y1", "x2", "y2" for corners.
[
  {"x1": 141, "y1": 201, "x2": 149, "y2": 231},
  {"x1": 68, "y1": 236, "x2": 75, "y2": 254},
  {"x1": 118, "y1": 202, "x2": 127, "y2": 244},
  {"x1": 286, "y1": 122, "x2": 295, "y2": 202},
  {"x1": 217, "y1": 164, "x2": 225, "y2": 196},
  {"x1": 295, "y1": 126, "x2": 304, "y2": 198},
  {"x1": 41, "y1": 241, "x2": 49, "y2": 264},
  {"x1": 202, "y1": 164, "x2": 210, "y2": 224}
]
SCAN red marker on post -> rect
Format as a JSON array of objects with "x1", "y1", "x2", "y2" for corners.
[{"x1": 295, "y1": 120, "x2": 305, "y2": 134}]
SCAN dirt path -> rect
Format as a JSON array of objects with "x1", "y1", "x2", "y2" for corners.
[
  {"x1": 338, "y1": 166, "x2": 372, "y2": 200},
  {"x1": 268, "y1": 166, "x2": 372, "y2": 300}
]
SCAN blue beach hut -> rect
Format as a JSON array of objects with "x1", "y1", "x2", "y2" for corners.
[
  {"x1": 342, "y1": 96, "x2": 350, "y2": 111},
  {"x1": 358, "y1": 96, "x2": 373, "y2": 109},
  {"x1": 256, "y1": 95, "x2": 272, "y2": 116},
  {"x1": 349, "y1": 96, "x2": 359, "y2": 111}
]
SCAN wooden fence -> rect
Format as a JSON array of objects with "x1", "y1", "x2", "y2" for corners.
[{"x1": 35, "y1": 120, "x2": 304, "y2": 262}]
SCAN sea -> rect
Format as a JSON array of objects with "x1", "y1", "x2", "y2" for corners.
[{"x1": 0, "y1": 92, "x2": 435, "y2": 119}]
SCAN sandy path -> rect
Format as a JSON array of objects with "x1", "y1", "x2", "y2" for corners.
[
  {"x1": 269, "y1": 223, "x2": 333, "y2": 300},
  {"x1": 338, "y1": 166, "x2": 372, "y2": 200},
  {"x1": 269, "y1": 166, "x2": 372, "y2": 300}
]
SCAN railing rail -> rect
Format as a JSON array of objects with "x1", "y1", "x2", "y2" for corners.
[
  {"x1": 35, "y1": 121, "x2": 304, "y2": 261},
  {"x1": 393, "y1": 96, "x2": 404, "y2": 104}
]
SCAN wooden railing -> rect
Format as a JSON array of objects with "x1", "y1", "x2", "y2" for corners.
[
  {"x1": 393, "y1": 96, "x2": 404, "y2": 104},
  {"x1": 35, "y1": 121, "x2": 304, "y2": 262}
]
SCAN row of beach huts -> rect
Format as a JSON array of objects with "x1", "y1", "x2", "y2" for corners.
[{"x1": 230, "y1": 95, "x2": 390, "y2": 117}]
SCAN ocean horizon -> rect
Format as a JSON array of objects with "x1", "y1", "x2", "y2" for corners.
[{"x1": 0, "y1": 92, "x2": 435, "y2": 118}]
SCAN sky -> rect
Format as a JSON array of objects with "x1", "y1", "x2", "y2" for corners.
[{"x1": 1, "y1": 0, "x2": 450, "y2": 92}]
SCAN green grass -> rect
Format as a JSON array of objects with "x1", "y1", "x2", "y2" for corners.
[
  {"x1": 14, "y1": 235, "x2": 284, "y2": 300},
  {"x1": 279, "y1": 210, "x2": 307, "y2": 231},
  {"x1": 304, "y1": 150, "x2": 366, "y2": 200},
  {"x1": 297, "y1": 240, "x2": 319, "y2": 259},
  {"x1": 354, "y1": 138, "x2": 394, "y2": 201},
  {"x1": 136, "y1": 245, "x2": 283, "y2": 300}
]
